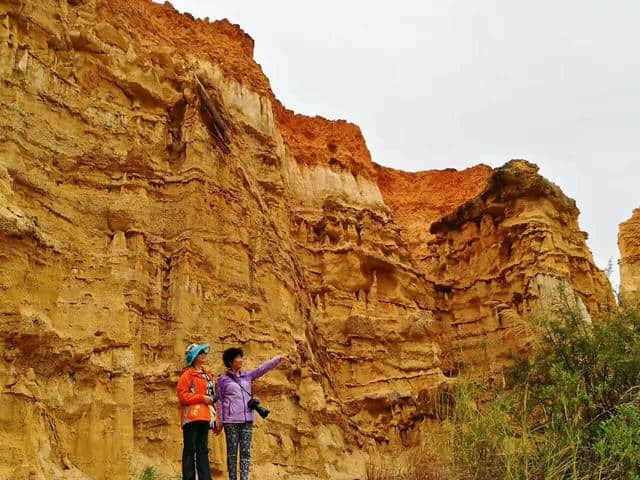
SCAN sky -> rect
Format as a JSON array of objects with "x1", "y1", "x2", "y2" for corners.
[{"x1": 160, "y1": 0, "x2": 639, "y2": 290}]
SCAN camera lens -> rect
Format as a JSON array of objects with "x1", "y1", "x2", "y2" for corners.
[{"x1": 256, "y1": 405, "x2": 270, "y2": 419}]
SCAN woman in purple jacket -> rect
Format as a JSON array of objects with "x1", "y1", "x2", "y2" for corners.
[{"x1": 217, "y1": 348, "x2": 284, "y2": 480}]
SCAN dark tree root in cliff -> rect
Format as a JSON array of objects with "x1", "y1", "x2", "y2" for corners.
[{"x1": 195, "y1": 74, "x2": 232, "y2": 154}]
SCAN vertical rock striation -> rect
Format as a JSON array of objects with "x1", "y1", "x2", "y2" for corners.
[
  {"x1": 0, "y1": 1, "x2": 615, "y2": 479},
  {"x1": 620, "y1": 208, "x2": 640, "y2": 303}
]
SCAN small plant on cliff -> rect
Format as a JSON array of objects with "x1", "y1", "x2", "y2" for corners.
[{"x1": 130, "y1": 467, "x2": 180, "y2": 480}]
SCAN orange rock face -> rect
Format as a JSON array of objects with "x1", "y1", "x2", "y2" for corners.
[
  {"x1": 375, "y1": 164, "x2": 494, "y2": 273},
  {"x1": 620, "y1": 209, "x2": 640, "y2": 302},
  {"x1": 276, "y1": 107, "x2": 377, "y2": 180},
  {"x1": 0, "y1": 1, "x2": 615, "y2": 479},
  {"x1": 376, "y1": 164, "x2": 494, "y2": 227}
]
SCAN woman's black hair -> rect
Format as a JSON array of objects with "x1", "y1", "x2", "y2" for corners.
[{"x1": 223, "y1": 347, "x2": 244, "y2": 368}]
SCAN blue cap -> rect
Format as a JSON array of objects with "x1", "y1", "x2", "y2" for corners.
[{"x1": 185, "y1": 343, "x2": 210, "y2": 366}]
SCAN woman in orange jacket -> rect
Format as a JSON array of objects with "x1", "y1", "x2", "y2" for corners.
[{"x1": 177, "y1": 343, "x2": 222, "y2": 480}]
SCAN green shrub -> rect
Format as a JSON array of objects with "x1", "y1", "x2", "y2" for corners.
[
  {"x1": 429, "y1": 304, "x2": 640, "y2": 480},
  {"x1": 594, "y1": 403, "x2": 640, "y2": 478},
  {"x1": 505, "y1": 305, "x2": 640, "y2": 476}
]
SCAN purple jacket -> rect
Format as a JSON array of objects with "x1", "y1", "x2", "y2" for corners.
[{"x1": 217, "y1": 356, "x2": 281, "y2": 423}]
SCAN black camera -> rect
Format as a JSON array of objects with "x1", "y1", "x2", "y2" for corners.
[{"x1": 247, "y1": 398, "x2": 270, "y2": 419}]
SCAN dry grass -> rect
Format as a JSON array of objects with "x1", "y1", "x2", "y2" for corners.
[{"x1": 365, "y1": 445, "x2": 452, "y2": 480}]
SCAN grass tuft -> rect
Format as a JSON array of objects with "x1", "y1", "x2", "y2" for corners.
[{"x1": 130, "y1": 466, "x2": 180, "y2": 480}]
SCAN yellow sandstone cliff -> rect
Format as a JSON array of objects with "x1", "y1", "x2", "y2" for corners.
[
  {"x1": 0, "y1": 1, "x2": 615, "y2": 479},
  {"x1": 620, "y1": 209, "x2": 640, "y2": 303}
]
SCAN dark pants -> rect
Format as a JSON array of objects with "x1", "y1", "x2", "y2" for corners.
[
  {"x1": 224, "y1": 422, "x2": 254, "y2": 480},
  {"x1": 182, "y1": 420, "x2": 212, "y2": 480}
]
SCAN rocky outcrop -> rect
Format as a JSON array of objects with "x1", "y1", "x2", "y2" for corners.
[
  {"x1": 619, "y1": 209, "x2": 640, "y2": 303},
  {"x1": 423, "y1": 161, "x2": 615, "y2": 371},
  {"x1": 376, "y1": 161, "x2": 615, "y2": 374},
  {"x1": 0, "y1": 1, "x2": 615, "y2": 479}
]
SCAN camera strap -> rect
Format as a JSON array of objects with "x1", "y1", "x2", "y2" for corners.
[
  {"x1": 200, "y1": 370, "x2": 218, "y2": 402},
  {"x1": 226, "y1": 372, "x2": 254, "y2": 399}
]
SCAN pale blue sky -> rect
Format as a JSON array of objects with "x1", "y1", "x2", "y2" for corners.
[{"x1": 158, "y1": 1, "x2": 639, "y2": 290}]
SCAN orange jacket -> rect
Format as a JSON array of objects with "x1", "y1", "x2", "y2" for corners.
[{"x1": 177, "y1": 366, "x2": 218, "y2": 427}]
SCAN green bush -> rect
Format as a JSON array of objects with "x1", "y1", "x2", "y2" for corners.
[
  {"x1": 594, "y1": 403, "x2": 640, "y2": 478},
  {"x1": 436, "y1": 304, "x2": 640, "y2": 480},
  {"x1": 508, "y1": 305, "x2": 640, "y2": 475}
]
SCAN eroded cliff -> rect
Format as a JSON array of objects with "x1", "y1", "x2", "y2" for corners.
[
  {"x1": 620, "y1": 208, "x2": 640, "y2": 303},
  {"x1": 0, "y1": 1, "x2": 615, "y2": 479}
]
